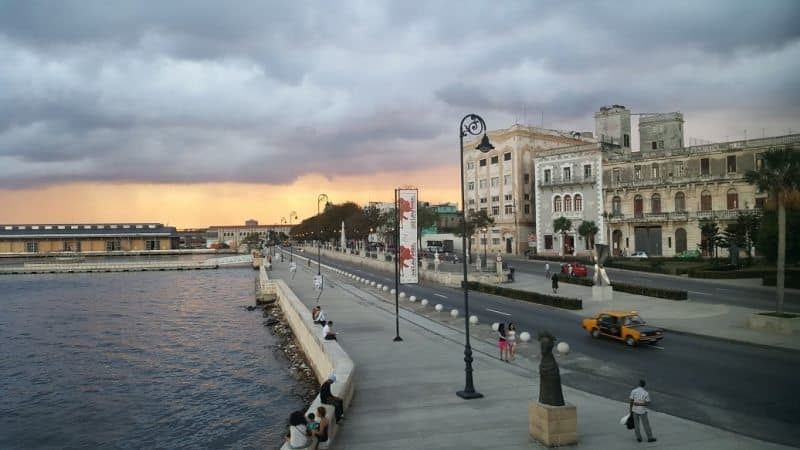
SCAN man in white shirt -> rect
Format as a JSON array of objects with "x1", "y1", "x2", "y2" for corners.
[
  {"x1": 322, "y1": 321, "x2": 337, "y2": 340},
  {"x1": 629, "y1": 379, "x2": 656, "y2": 443}
]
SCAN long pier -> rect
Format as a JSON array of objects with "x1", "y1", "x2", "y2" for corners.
[{"x1": 0, "y1": 255, "x2": 253, "y2": 275}]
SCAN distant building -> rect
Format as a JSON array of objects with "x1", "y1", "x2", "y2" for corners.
[
  {"x1": 0, "y1": 223, "x2": 178, "y2": 254},
  {"x1": 421, "y1": 201, "x2": 459, "y2": 232},
  {"x1": 176, "y1": 228, "x2": 208, "y2": 249},
  {"x1": 205, "y1": 220, "x2": 293, "y2": 250}
]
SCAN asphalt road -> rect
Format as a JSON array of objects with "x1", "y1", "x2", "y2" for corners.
[{"x1": 307, "y1": 253, "x2": 800, "y2": 446}]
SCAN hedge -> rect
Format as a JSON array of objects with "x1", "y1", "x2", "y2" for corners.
[
  {"x1": 555, "y1": 274, "x2": 687, "y2": 300},
  {"x1": 762, "y1": 273, "x2": 800, "y2": 289},
  {"x1": 465, "y1": 281, "x2": 583, "y2": 310},
  {"x1": 689, "y1": 268, "x2": 775, "y2": 279}
]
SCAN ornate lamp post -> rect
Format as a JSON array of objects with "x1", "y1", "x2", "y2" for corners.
[
  {"x1": 457, "y1": 114, "x2": 494, "y2": 400},
  {"x1": 289, "y1": 211, "x2": 297, "y2": 262},
  {"x1": 317, "y1": 194, "x2": 329, "y2": 276},
  {"x1": 481, "y1": 227, "x2": 488, "y2": 271}
]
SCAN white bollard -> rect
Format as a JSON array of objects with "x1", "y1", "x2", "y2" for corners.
[
  {"x1": 520, "y1": 332, "x2": 531, "y2": 342},
  {"x1": 557, "y1": 342, "x2": 570, "y2": 355},
  {"x1": 376, "y1": 284, "x2": 382, "y2": 289},
  {"x1": 421, "y1": 299, "x2": 429, "y2": 306},
  {"x1": 382, "y1": 286, "x2": 389, "y2": 292},
  {"x1": 435, "y1": 304, "x2": 443, "y2": 312},
  {"x1": 450, "y1": 309, "x2": 459, "y2": 318},
  {"x1": 370, "y1": 281, "x2": 376, "y2": 286},
  {"x1": 492, "y1": 322, "x2": 500, "y2": 331},
  {"x1": 399, "y1": 292, "x2": 406, "y2": 299},
  {"x1": 390, "y1": 289, "x2": 396, "y2": 295},
  {"x1": 409, "y1": 295, "x2": 417, "y2": 302},
  {"x1": 469, "y1": 315, "x2": 478, "y2": 325}
]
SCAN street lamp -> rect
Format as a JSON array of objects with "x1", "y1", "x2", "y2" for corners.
[
  {"x1": 289, "y1": 210, "x2": 297, "y2": 262},
  {"x1": 481, "y1": 227, "x2": 488, "y2": 271},
  {"x1": 317, "y1": 193, "x2": 329, "y2": 275},
  {"x1": 457, "y1": 113, "x2": 493, "y2": 400}
]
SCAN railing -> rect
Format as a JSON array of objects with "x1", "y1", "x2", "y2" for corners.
[
  {"x1": 538, "y1": 176, "x2": 596, "y2": 187},
  {"x1": 606, "y1": 209, "x2": 756, "y2": 224}
]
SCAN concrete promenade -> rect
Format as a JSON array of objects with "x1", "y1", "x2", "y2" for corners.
[{"x1": 269, "y1": 255, "x2": 791, "y2": 450}]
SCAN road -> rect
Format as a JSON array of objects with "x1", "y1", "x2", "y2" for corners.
[{"x1": 306, "y1": 253, "x2": 800, "y2": 446}]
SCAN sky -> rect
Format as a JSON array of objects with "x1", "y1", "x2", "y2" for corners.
[{"x1": 1, "y1": 0, "x2": 798, "y2": 228}]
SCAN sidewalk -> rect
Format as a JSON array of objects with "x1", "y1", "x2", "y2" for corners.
[
  {"x1": 269, "y1": 256, "x2": 790, "y2": 450},
  {"x1": 509, "y1": 272, "x2": 800, "y2": 351}
]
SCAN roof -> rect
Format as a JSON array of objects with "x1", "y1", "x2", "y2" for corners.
[
  {"x1": 207, "y1": 224, "x2": 295, "y2": 230},
  {"x1": 0, "y1": 223, "x2": 177, "y2": 238}
]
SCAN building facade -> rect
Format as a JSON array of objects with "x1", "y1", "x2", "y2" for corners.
[
  {"x1": 205, "y1": 220, "x2": 293, "y2": 250},
  {"x1": 0, "y1": 223, "x2": 178, "y2": 254},
  {"x1": 463, "y1": 124, "x2": 589, "y2": 256},
  {"x1": 534, "y1": 143, "x2": 607, "y2": 256}
]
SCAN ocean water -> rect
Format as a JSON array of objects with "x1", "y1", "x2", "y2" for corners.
[{"x1": 0, "y1": 268, "x2": 304, "y2": 449}]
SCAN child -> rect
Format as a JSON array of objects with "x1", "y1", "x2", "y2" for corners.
[{"x1": 306, "y1": 412, "x2": 319, "y2": 434}]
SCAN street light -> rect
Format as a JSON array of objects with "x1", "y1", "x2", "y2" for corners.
[
  {"x1": 289, "y1": 210, "x2": 297, "y2": 262},
  {"x1": 457, "y1": 113, "x2": 493, "y2": 400},
  {"x1": 481, "y1": 227, "x2": 488, "y2": 271},
  {"x1": 317, "y1": 193, "x2": 329, "y2": 275}
]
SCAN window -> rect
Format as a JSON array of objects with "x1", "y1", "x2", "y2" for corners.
[
  {"x1": 727, "y1": 188, "x2": 738, "y2": 210},
  {"x1": 727, "y1": 155, "x2": 737, "y2": 173},
  {"x1": 480, "y1": 207, "x2": 487, "y2": 213},
  {"x1": 504, "y1": 175, "x2": 511, "y2": 186},
  {"x1": 574, "y1": 194, "x2": 582, "y2": 211},
  {"x1": 504, "y1": 194, "x2": 512, "y2": 201},
  {"x1": 658, "y1": 140, "x2": 664, "y2": 149},
  {"x1": 624, "y1": 134, "x2": 630, "y2": 147},
  {"x1": 467, "y1": 161, "x2": 475, "y2": 170},
  {"x1": 584, "y1": 165, "x2": 592, "y2": 179},
  {"x1": 701, "y1": 190, "x2": 712, "y2": 211},
  {"x1": 634, "y1": 195, "x2": 643, "y2": 218},
  {"x1": 468, "y1": 199, "x2": 475, "y2": 205},
  {"x1": 479, "y1": 179, "x2": 487, "y2": 189},
  {"x1": 544, "y1": 169, "x2": 551, "y2": 183},
  {"x1": 612, "y1": 196, "x2": 622, "y2": 215},
  {"x1": 468, "y1": 208, "x2": 475, "y2": 216},
  {"x1": 467, "y1": 182, "x2": 474, "y2": 191},
  {"x1": 755, "y1": 197, "x2": 766, "y2": 209},
  {"x1": 651, "y1": 193, "x2": 661, "y2": 213},
  {"x1": 504, "y1": 205, "x2": 514, "y2": 214},
  {"x1": 544, "y1": 235, "x2": 553, "y2": 250},
  {"x1": 491, "y1": 155, "x2": 498, "y2": 164},
  {"x1": 674, "y1": 162, "x2": 684, "y2": 177},
  {"x1": 651, "y1": 164, "x2": 659, "y2": 179},
  {"x1": 26, "y1": 242, "x2": 39, "y2": 253},
  {"x1": 524, "y1": 204, "x2": 530, "y2": 214},
  {"x1": 563, "y1": 167, "x2": 571, "y2": 181},
  {"x1": 524, "y1": 173, "x2": 530, "y2": 184},
  {"x1": 675, "y1": 192, "x2": 686, "y2": 212},
  {"x1": 634, "y1": 165, "x2": 642, "y2": 180},
  {"x1": 564, "y1": 195, "x2": 572, "y2": 212},
  {"x1": 554, "y1": 196, "x2": 562, "y2": 212},
  {"x1": 480, "y1": 197, "x2": 487, "y2": 203},
  {"x1": 504, "y1": 152, "x2": 511, "y2": 161},
  {"x1": 63, "y1": 242, "x2": 72, "y2": 251},
  {"x1": 106, "y1": 240, "x2": 121, "y2": 251},
  {"x1": 146, "y1": 240, "x2": 161, "y2": 250},
  {"x1": 524, "y1": 193, "x2": 530, "y2": 201},
  {"x1": 652, "y1": 141, "x2": 657, "y2": 150},
  {"x1": 479, "y1": 159, "x2": 486, "y2": 167},
  {"x1": 491, "y1": 195, "x2": 500, "y2": 202},
  {"x1": 491, "y1": 177, "x2": 499, "y2": 187},
  {"x1": 613, "y1": 168, "x2": 621, "y2": 182},
  {"x1": 492, "y1": 238, "x2": 501, "y2": 245},
  {"x1": 491, "y1": 206, "x2": 500, "y2": 215},
  {"x1": 701, "y1": 158, "x2": 710, "y2": 175}
]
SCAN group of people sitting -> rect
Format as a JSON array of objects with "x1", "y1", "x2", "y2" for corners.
[
  {"x1": 285, "y1": 374, "x2": 345, "y2": 449},
  {"x1": 312, "y1": 306, "x2": 337, "y2": 341}
]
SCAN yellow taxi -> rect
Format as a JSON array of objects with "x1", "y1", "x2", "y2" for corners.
[{"x1": 582, "y1": 310, "x2": 664, "y2": 346}]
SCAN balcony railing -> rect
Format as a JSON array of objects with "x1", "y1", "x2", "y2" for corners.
[
  {"x1": 538, "y1": 175, "x2": 596, "y2": 187},
  {"x1": 605, "y1": 209, "x2": 757, "y2": 224}
]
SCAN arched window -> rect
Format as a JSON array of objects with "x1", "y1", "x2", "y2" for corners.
[
  {"x1": 574, "y1": 194, "x2": 583, "y2": 212},
  {"x1": 651, "y1": 193, "x2": 661, "y2": 213},
  {"x1": 701, "y1": 190, "x2": 712, "y2": 211},
  {"x1": 727, "y1": 188, "x2": 738, "y2": 210},
  {"x1": 612, "y1": 196, "x2": 622, "y2": 215},
  {"x1": 674, "y1": 192, "x2": 686, "y2": 212},
  {"x1": 634, "y1": 195, "x2": 643, "y2": 218},
  {"x1": 675, "y1": 228, "x2": 687, "y2": 253},
  {"x1": 564, "y1": 195, "x2": 572, "y2": 212},
  {"x1": 554, "y1": 196, "x2": 562, "y2": 212}
]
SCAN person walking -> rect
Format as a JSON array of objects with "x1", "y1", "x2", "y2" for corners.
[
  {"x1": 544, "y1": 262, "x2": 551, "y2": 278},
  {"x1": 497, "y1": 323, "x2": 509, "y2": 362},
  {"x1": 629, "y1": 379, "x2": 656, "y2": 443},
  {"x1": 551, "y1": 272, "x2": 559, "y2": 294},
  {"x1": 507, "y1": 322, "x2": 517, "y2": 361}
]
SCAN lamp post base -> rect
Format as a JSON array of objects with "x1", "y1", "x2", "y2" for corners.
[
  {"x1": 456, "y1": 390, "x2": 484, "y2": 400},
  {"x1": 393, "y1": 336, "x2": 403, "y2": 342}
]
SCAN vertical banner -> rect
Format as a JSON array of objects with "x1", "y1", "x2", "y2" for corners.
[{"x1": 398, "y1": 189, "x2": 419, "y2": 284}]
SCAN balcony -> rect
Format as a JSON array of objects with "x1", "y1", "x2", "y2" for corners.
[
  {"x1": 538, "y1": 175, "x2": 596, "y2": 188},
  {"x1": 606, "y1": 209, "x2": 757, "y2": 225},
  {"x1": 607, "y1": 214, "x2": 625, "y2": 223}
]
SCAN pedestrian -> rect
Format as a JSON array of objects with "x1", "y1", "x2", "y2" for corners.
[
  {"x1": 323, "y1": 321, "x2": 337, "y2": 341},
  {"x1": 497, "y1": 323, "x2": 509, "y2": 362},
  {"x1": 568, "y1": 263, "x2": 574, "y2": 277},
  {"x1": 507, "y1": 322, "x2": 517, "y2": 361},
  {"x1": 284, "y1": 410, "x2": 313, "y2": 449},
  {"x1": 312, "y1": 406, "x2": 330, "y2": 446},
  {"x1": 544, "y1": 262, "x2": 551, "y2": 278},
  {"x1": 629, "y1": 379, "x2": 657, "y2": 443},
  {"x1": 551, "y1": 272, "x2": 559, "y2": 294},
  {"x1": 320, "y1": 374, "x2": 344, "y2": 422}
]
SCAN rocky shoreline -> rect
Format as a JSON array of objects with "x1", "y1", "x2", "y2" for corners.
[{"x1": 262, "y1": 304, "x2": 319, "y2": 404}]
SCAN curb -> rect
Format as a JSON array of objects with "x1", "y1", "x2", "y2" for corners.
[{"x1": 660, "y1": 326, "x2": 800, "y2": 353}]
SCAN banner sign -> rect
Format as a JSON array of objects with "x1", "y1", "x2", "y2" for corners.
[{"x1": 398, "y1": 189, "x2": 419, "y2": 284}]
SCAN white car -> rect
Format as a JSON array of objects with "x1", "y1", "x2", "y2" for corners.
[{"x1": 629, "y1": 251, "x2": 649, "y2": 258}]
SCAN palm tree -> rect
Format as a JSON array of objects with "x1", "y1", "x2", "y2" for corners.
[
  {"x1": 553, "y1": 217, "x2": 572, "y2": 257},
  {"x1": 745, "y1": 147, "x2": 800, "y2": 315},
  {"x1": 456, "y1": 210, "x2": 494, "y2": 260},
  {"x1": 578, "y1": 221, "x2": 599, "y2": 252}
]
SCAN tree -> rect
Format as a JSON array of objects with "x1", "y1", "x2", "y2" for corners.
[
  {"x1": 240, "y1": 232, "x2": 262, "y2": 251},
  {"x1": 578, "y1": 221, "x2": 599, "y2": 251},
  {"x1": 455, "y1": 210, "x2": 494, "y2": 258},
  {"x1": 698, "y1": 218, "x2": 719, "y2": 258},
  {"x1": 736, "y1": 209, "x2": 761, "y2": 261},
  {"x1": 553, "y1": 217, "x2": 573, "y2": 256},
  {"x1": 745, "y1": 147, "x2": 800, "y2": 315},
  {"x1": 417, "y1": 204, "x2": 439, "y2": 248}
]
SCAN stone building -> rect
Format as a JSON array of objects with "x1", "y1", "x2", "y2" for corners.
[
  {"x1": 463, "y1": 124, "x2": 589, "y2": 256},
  {"x1": 0, "y1": 223, "x2": 178, "y2": 254},
  {"x1": 205, "y1": 219, "x2": 293, "y2": 250}
]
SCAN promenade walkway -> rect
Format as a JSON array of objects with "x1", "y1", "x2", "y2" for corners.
[{"x1": 269, "y1": 256, "x2": 790, "y2": 450}]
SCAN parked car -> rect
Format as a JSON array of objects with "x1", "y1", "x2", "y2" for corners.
[
  {"x1": 676, "y1": 249, "x2": 701, "y2": 260},
  {"x1": 629, "y1": 251, "x2": 649, "y2": 258},
  {"x1": 582, "y1": 310, "x2": 664, "y2": 346},
  {"x1": 561, "y1": 262, "x2": 588, "y2": 277}
]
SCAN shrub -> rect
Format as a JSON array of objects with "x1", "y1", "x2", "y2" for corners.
[
  {"x1": 762, "y1": 272, "x2": 800, "y2": 289},
  {"x1": 555, "y1": 273, "x2": 594, "y2": 287},
  {"x1": 465, "y1": 281, "x2": 582, "y2": 310},
  {"x1": 610, "y1": 282, "x2": 688, "y2": 300}
]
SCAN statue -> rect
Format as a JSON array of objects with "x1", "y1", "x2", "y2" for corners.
[
  {"x1": 538, "y1": 331, "x2": 565, "y2": 406},
  {"x1": 593, "y1": 244, "x2": 612, "y2": 287}
]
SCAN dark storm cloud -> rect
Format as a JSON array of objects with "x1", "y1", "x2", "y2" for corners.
[{"x1": 0, "y1": 0, "x2": 798, "y2": 189}]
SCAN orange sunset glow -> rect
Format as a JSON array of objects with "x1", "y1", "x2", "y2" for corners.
[{"x1": 0, "y1": 166, "x2": 461, "y2": 228}]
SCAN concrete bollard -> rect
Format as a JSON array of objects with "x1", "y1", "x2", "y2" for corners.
[
  {"x1": 382, "y1": 286, "x2": 389, "y2": 292},
  {"x1": 557, "y1": 342, "x2": 570, "y2": 355},
  {"x1": 520, "y1": 332, "x2": 531, "y2": 342},
  {"x1": 469, "y1": 315, "x2": 478, "y2": 325},
  {"x1": 450, "y1": 309, "x2": 459, "y2": 318},
  {"x1": 399, "y1": 292, "x2": 406, "y2": 299},
  {"x1": 492, "y1": 322, "x2": 500, "y2": 331},
  {"x1": 409, "y1": 295, "x2": 417, "y2": 302},
  {"x1": 421, "y1": 299, "x2": 429, "y2": 306},
  {"x1": 390, "y1": 289, "x2": 396, "y2": 295},
  {"x1": 435, "y1": 304, "x2": 443, "y2": 312}
]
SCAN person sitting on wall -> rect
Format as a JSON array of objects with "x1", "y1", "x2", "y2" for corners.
[
  {"x1": 320, "y1": 374, "x2": 344, "y2": 422},
  {"x1": 284, "y1": 410, "x2": 314, "y2": 449},
  {"x1": 311, "y1": 306, "x2": 327, "y2": 325},
  {"x1": 322, "y1": 321, "x2": 337, "y2": 340}
]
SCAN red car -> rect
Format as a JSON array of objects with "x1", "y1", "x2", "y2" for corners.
[{"x1": 561, "y1": 262, "x2": 588, "y2": 277}]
